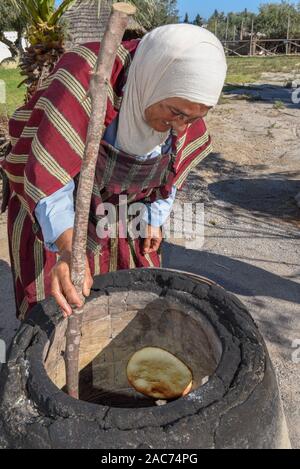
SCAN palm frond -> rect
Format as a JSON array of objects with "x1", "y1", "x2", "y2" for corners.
[
  {"x1": 9, "y1": 0, "x2": 76, "y2": 26},
  {"x1": 48, "y1": 0, "x2": 77, "y2": 26},
  {"x1": 39, "y1": 0, "x2": 55, "y2": 21}
]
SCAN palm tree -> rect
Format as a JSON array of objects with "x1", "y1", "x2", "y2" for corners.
[{"x1": 10, "y1": 0, "x2": 76, "y2": 100}]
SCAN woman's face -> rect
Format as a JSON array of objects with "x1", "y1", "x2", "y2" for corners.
[{"x1": 144, "y1": 97, "x2": 211, "y2": 134}]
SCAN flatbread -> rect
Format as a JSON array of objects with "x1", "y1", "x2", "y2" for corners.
[{"x1": 127, "y1": 347, "x2": 193, "y2": 400}]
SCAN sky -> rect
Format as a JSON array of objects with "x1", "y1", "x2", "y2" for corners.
[
  {"x1": 177, "y1": 0, "x2": 291, "y2": 21},
  {"x1": 55, "y1": 1, "x2": 295, "y2": 21}
]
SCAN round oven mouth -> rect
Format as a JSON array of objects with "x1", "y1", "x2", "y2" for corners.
[
  {"x1": 45, "y1": 277, "x2": 222, "y2": 409},
  {"x1": 3, "y1": 268, "x2": 286, "y2": 449}
]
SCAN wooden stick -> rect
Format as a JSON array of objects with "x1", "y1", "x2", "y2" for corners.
[{"x1": 65, "y1": 2, "x2": 136, "y2": 399}]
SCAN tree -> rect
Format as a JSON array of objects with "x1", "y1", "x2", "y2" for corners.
[
  {"x1": 207, "y1": 9, "x2": 227, "y2": 39},
  {"x1": 207, "y1": 8, "x2": 256, "y2": 40},
  {"x1": 256, "y1": 2, "x2": 300, "y2": 38},
  {"x1": 0, "y1": 4, "x2": 27, "y2": 60},
  {"x1": 193, "y1": 14, "x2": 203, "y2": 27},
  {"x1": 184, "y1": 12, "x2": 189, "y2": 23}
]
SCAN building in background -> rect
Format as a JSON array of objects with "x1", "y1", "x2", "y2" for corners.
[{"x1": 62, "y1": 0, "x2": 145, "y2": 50}]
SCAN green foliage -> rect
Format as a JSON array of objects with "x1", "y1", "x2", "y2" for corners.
[
  {"x1": 9, "y1": 0, "x2": 76, "y2": 23},
  {"x1": 226, "y1": 55, "x2": 300, "y2": 83},
  {"x1": 273, "y1": 99, "x2": 285, "y2": 109},
  {"x1": 0, "y1": 3, "x2": 27, "y2": 36},
  {"x1": 193, "y1": 14, "x2": 204, "y2": 27},
  {"x1": 0, "y1": 67, "x2": 25, "y2": 117},
  {"x1": 206, "y1": 2, "x2": 300, "y2": 40},
  {"x1": 0, "y1": 3, "x2": 27, "y2": 58},
  {"x1": 207, "y1": 8, "x2": 255, "y2": 40},
  {"x1": 7, "y1": 0, "x2": 76, "y2": 44},
  {"x1": 255, "y1": 2, "x2": 300, "y2": 38}
]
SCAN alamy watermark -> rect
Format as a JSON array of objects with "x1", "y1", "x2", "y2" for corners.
[
  {"x1": 0, "y1": 80, "x2": 6, "y2": 104},
  {"x1": 95, "y1": 196, "x2": 205, "y2": 249},
  {"x1": 292, "y1": 339, "x2": 300, "y2": 364},
  {"x1": 0, "y1": 339, "x2": 6, "y2": 364},
  {"x1": 292, "y1": 87, "x2": 300, "y2": 104}
]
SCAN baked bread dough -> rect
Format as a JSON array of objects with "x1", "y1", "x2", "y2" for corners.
[{"x1": 127, "y1": 347, "x2": 193, "y2": 400}]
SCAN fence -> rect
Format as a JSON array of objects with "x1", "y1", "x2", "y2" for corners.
[{"x1": 221, "y1": 38, "x2": 300, "y2": 57}]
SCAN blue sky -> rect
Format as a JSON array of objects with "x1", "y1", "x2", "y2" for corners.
[
  {"x1": 56, "y1": 1, "x2": 294, "y2": 21},
  {"x1": 178, "y1": 1, "x2": 291, "y2": 21}
]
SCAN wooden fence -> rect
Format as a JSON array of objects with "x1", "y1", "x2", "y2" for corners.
[{"x1": 222, "y1": 38, "x2": 300, "y2": 57}]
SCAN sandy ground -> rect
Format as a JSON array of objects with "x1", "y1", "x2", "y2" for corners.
[
  {"x1": 0, "y1": 81, "x2": 299, "y2": 448},
  {"x1": 165, "y1": 86, "x2": 300, "y2": 448}
]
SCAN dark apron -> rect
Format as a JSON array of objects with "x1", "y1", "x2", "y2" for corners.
[
  {"x1": 96, "y1": 139, "x2": 176, "y2": 194},
  {"x1": 73, "y1": 139, "x2": 178, "y2": 259}
]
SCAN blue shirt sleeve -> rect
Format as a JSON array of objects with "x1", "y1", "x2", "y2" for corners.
[
  {"x1": 143, "y1": 185, "x2": 177, "y2": 227},
  {"x1": 35, "y1": 180, "x2": 75, "y2": 252}
]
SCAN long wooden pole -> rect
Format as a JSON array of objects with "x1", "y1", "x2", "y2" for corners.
[
  {"x1": 240, "y1": 18, "x2": 244, "y2": 41},
  {"x1": 225, "y1": 15, "x2": 229, "y2": 49},
  {"x1": 215, "y1": 19, "x2": 218, "y2": 37},
  {"x1": 286, "y1": 14, "x2": 291, "y2": 55},
  {"x1": 250, "y1": 18, "x2": 254, "y2": 56},
  {"x1": 233, "y1": 25, "x2": 236, "y2": 42},
  {"x1": 65, "y1": 2, "x2": 136, "y2": 399}
]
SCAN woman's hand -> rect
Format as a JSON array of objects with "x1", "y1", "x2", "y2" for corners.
[
  {"x1": 143, "y1": 224, "x2": 163, "y2": 255},
  {"x1": 50, "y1": 229, "x2": 93, "y2": 318},
  {"x1": 51, "y1": 251, "x2": 93, "y2": 318}
]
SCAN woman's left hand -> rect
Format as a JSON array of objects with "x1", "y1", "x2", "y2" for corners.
[{"x1": 143, "y1": 225, "x2": 163, "y2": 254}]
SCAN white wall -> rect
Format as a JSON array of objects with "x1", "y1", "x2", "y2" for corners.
[{"x1": 0, "y1": 31, "x2": 28, "y2": 62}]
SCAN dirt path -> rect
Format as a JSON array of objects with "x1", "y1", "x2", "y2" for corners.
[
  {"x1": 165, "y1": 96, "x2": 300, "y2": 448},
  {"x1": 0, "y1": 90, "x2": 299, "y2": 448}
]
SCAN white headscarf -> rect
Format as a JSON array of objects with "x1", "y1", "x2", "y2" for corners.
[{"x1": 116, "y1": 24, "x2": 227, "y2": 156}]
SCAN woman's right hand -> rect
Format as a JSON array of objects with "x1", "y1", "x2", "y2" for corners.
[
  {"x1": 50, "y1": 229, "x2": 93, "y2": 318},
  {"x1": 51, "y1": 250, "x2": 93, "y2": 318}
]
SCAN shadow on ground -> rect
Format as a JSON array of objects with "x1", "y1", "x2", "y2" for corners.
[
  {"x1": 162, "y1": 242, "x2": 300, "y2": 350},
  {"x1": 179, "y1": 153, "x2": 300, "y2": 225},
  {"x1": 199, "y1": 153, "x2": 300, "y2": 180},
  {"x1": 223, "y1": 83, "x2": 300, "y2": 109},
  {"x1": 163, "y1": 242, "x2": 300, "y2": 304},
  {"x1": 209, "y1": 177, "x2": 300, "y2": 221}
]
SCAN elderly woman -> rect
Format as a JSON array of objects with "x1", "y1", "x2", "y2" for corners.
[{"x1": 2, "y1": 24, "x2": 227, "y2": 320}]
